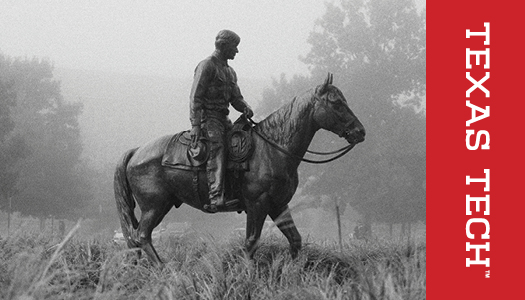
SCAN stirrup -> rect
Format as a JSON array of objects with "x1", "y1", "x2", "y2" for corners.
[
  {"x1": 203, "y1": 203, "x2": 219, "y2": 213},
  {"x1": 224, "y1": 198, "x2": 240, "y2": 207},
  {"x1": 203, "y1": 199, "x2": 240, "y2": 213}
]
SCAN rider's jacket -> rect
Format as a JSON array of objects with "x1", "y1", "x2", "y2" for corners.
[{"x1": 189, "y1": 52, "x2": 249, "y2": 126}]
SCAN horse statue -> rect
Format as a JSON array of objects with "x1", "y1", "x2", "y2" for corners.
[{"x1": 114, "y1": 73, "x2": 365, "y2": 266}]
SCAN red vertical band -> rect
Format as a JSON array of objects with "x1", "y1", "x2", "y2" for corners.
[{"x1": 428, "y1": 1, "x2": 525, "y2": 298}]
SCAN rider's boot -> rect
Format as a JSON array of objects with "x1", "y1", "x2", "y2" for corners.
[
  {"x1": 204, "y1": 170, "x2": 226, "y2": 213},
  {"x1": 204, "y1": 192, "x2": 225, "y2": 213}
]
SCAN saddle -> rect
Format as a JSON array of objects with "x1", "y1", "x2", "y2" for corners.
[
  {"x1": 161, "y1": 131, "x2": 207, "y2": 170},
  {"x1": 161, "y1": 117, "x2": 254, "y2": 172},
  {"x1": 161, "y1": 117, "x2": 254, "y2": 212}
]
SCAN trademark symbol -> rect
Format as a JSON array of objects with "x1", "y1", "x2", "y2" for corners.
[{"x1": 485, "y1": 270, "x2": 490, "y2": 278}]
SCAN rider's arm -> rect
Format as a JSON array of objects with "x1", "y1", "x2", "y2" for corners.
[
  {"x1": 189, "y1": 60, "x2": 212, "y2": 126},
  {"x1": 229, "y1": 69, "x2": 253, "y2": 117}
]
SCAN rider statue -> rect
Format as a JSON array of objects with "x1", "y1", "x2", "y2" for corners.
[{"x1": 189, "y1": 29, "x2": 254, "y2": 213}]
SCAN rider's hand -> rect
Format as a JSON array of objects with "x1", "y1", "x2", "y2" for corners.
[
  {"x1": 244, "y1": 106, "x2": 254, "y2": 119},
  {"x1": 190, "y1": 125, "x2": 201, "y2": 148}
]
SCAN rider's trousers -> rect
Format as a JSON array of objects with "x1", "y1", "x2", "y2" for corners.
[{"x1": 203, "y1": 116, "x2": 232, "y2": 205}]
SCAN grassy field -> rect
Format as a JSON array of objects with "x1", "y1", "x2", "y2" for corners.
[{"x1": 0, "y1": 223, "x2": 425, "y2": 300}]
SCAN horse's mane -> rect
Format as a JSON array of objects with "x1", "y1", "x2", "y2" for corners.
[{"x1": 257, "y1": 89, "x2": 316, "y2": 146}]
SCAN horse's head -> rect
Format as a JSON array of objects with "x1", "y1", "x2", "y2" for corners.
[{"x1": 313, "y1": 73, "x2": 366, "y2": 145}]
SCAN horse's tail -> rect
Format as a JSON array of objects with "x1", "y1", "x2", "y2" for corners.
[{"x1": 114, "y1": 147, "x2": 139, "y2": 248}]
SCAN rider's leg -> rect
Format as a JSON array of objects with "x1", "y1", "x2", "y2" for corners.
[{"x1": 204, "y1": 118, "x2": 226, "y2": 212}]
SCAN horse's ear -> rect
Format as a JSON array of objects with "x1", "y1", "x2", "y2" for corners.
[{"x1": 318, "y1": 72, "x2": 333, "y2": 95}]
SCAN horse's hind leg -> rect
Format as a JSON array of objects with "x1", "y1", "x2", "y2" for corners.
[
  {"x1": 136, "y1": 197, "x2": 173, "y2": 267},
  {"x1": 269, "y1": 205, "x2": 302, "y2": 258}
]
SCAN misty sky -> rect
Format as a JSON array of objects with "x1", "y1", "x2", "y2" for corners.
[{"x1": 0, "y1": 0, "x2": 332, "y2": 80}]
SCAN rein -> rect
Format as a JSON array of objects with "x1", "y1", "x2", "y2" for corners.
[{"x1": 248, "y1": 117, "x2": 355, "y2": 164}]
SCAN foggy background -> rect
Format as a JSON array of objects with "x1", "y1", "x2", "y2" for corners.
[{"x1": 1, "y1": 0, "x2": 426, "y2": 242}]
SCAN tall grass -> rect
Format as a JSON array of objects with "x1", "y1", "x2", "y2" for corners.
[{"x1": 0, "y1": 228, "x2": 425, "y2": 299}]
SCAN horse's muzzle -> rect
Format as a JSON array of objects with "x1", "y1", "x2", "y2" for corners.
[{"x1": 343, "y1": 127, "x2": 365, "y2": 144}]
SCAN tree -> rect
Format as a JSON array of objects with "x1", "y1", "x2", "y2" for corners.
[
  {"x1": 0, "y1": 56, "x2": 93, "y2": 221},
  {"x1": 260, "y1": 0, "x2": 426, "y2": 231},
  {"x1": 0, "y1": 57, "x2": 29, "y2": 217}
]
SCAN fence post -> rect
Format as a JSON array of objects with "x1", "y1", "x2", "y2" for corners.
[{"x1": 335, "y1": 198, "x2": 342, "y2": 252}]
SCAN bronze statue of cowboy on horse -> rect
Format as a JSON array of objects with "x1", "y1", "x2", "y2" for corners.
[{"x1": 114, "y1": 30, "x2": 365, "y2": 267}]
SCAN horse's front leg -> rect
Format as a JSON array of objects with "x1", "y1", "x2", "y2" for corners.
[
  {"x1": 269, "y1": 204, "x2": 302, "y2": 259},
  {"x1": 244, "y1": 196, "x2": 269, "y2": 259}
]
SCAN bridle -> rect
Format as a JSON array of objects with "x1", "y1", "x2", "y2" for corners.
[{"x1": 247, "y1": 117, "x2": 355, "y2": 164}]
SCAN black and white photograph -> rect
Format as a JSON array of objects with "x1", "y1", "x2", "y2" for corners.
[{"x1": 2, "y1": 0, "x2": 430, "y2": 299}]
